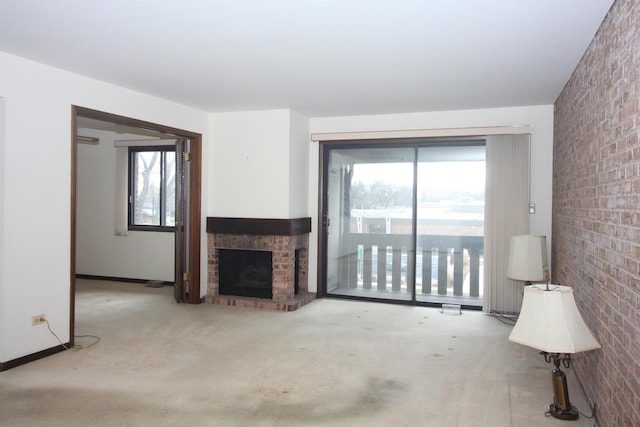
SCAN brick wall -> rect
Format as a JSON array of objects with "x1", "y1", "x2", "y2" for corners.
[
  {"x1": 206, "y1": 231, "x2": 314, "y2": 311},
  {"x1": 553, "y1": 0, "x2": 640, "y2": 425}
]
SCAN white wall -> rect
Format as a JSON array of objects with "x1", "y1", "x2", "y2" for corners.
[
  {"x1": 288, "y1": 110, "x2": 310, "y2": 218},
  {"x1": 76, "y1": 129, "x2": 174, "y2": 282},
  {"x1": 0, "y1": 97, "x2": 6, "y2": 360},
  {"x1": 208, "y1": 109, "x2": 309, "y2": 218},
  {"x1": 306, "y1": 105, "x2": 555, "y2": 292},
  {"x1": 0, "y1": 52, "x2": 208, "y2": 363}
]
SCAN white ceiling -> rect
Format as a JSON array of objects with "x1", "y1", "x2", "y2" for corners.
[{"x1": 0, "y1": 0, "x2": 613, "y2": 117}]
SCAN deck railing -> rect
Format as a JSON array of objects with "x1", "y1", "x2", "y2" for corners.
[{"x1": 339, "y1": 233, "x2": 484, "y2": 298}]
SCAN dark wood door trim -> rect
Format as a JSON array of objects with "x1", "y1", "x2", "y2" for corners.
[
  {"x1": 187, "y1": 136, "x2": 202, "y2": 304},
  {"x1": 70, "y1": 106, "x2": 203, "y2": 339}
]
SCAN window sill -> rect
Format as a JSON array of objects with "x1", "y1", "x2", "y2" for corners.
[{"x1": 128, "y1": 225, "x2": 176, "y2": 233}]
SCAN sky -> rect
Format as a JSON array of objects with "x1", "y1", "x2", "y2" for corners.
[{"x1": 353, "y1": 161, "x2": 486, "y2": 193}]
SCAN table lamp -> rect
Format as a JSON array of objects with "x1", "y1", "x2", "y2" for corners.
[
  {"x1": 507, "y1": 236, "x2": 601, "y2": 420},
  {"x1": 507, "y1": 234, "x2": 549, "y2": 287}
]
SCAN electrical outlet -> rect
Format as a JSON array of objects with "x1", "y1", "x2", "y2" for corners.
[{"x1": 32, "y1": 314, "x2": 46, "y2": 326}]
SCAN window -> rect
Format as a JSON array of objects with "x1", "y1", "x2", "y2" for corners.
[
  {"x1": 129, "y1": 146, "x2": 176, "y2": 230},
  {"x1": 323, "y1": 142, "x2": 486, "y2": 307}
]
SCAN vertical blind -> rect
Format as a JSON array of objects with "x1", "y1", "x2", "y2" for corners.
[{"x1": 483, "y1": 134, "x2": 531, "y2": 314}]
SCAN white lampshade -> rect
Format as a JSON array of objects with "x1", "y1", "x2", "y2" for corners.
[
  {"x1": 507, "y1": 235, "x2": 548, "y2": 282},
  {"x1": 509, "y1": 284, "x2": 601, "y2": 354}
]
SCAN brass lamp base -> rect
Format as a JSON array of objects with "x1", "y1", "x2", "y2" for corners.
[
  {"x1": 545, "y1": 353, "x2": 580, "y2": 421},
  {"x1": 548, "y1": 403, "x2": 579, "y2": 421}
]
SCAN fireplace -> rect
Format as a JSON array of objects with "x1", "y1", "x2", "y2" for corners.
[
  {"x1": 219, "y1": 249, "x2": 273, "y2": 299},
  {"x1": 205, "y1": 217, "x2": 315, "y2": 311}
]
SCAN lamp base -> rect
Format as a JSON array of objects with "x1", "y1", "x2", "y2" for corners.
[{"x1": 548, "y1": 403, "x2": 579, "y2": 421}]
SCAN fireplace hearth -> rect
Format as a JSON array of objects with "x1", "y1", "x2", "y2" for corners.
[{"x1": 205, "y1": 217, "x2": 315, "y2": 311}]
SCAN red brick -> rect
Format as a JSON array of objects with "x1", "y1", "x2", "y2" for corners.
[{"x1": 554, "y1": 1, "x2": 640, "y2": 425}]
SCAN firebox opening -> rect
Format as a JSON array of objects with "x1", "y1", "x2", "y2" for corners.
[{"x1": 219, "y1": 249, "x2": 273, "y2": 299}]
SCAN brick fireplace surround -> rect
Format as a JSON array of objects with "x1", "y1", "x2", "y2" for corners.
[{"x1": 205, "y1": 217, "x2": 315, "y2": 311}]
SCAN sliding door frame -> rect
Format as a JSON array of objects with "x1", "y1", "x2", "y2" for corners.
[{"x1": 318, "y1": 137, "x2": 486, "y2": 308}]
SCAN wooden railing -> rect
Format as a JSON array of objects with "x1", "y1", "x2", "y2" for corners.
[{"x1": 339, "y1": 233, "x2": 484, "y2": 297}]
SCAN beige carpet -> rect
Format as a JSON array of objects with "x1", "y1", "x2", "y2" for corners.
[{"x1": 0, "y1": 279, "x2": 596, "y2": 426}]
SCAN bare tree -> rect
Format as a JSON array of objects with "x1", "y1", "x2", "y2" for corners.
[
  {"x1": 351, "y1": 181, "x2": 412, "y2": 209},
  {"x1": 134, "y1": 152, "x2": 159, "y2": 224}
]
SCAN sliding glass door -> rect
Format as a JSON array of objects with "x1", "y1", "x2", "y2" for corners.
[
  {"x1": 322, "y1": 142, "x2": 485, "y2": 307},
  {"x1": 325, "y1": 146, "x2": 416, "y2": 302},
  {"x1": 414, "y1": 145, "x2": 485, "y2": 306}
]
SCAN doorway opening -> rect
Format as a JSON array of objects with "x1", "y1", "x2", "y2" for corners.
[
  {"x1": 320, "y1": 141, "x2": 485, "y2": 309},
  {"x1": 70, "y1": 107, "x2": 202, "y2": 346}
]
